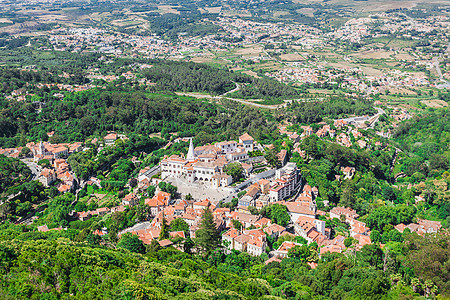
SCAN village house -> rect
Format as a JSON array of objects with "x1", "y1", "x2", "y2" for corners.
[
  {"x1": 104, "y1": 133, "x2": 118, "y2": 144},
  {"x1": 193, "y1": 198, "x2": 210, "y2": 210},
  {"x1": 263, "y1": 223, "x2": 286, "y2": 239},
  {"x1": 239, "y1": 183, "x2": 261, "y2": 209},
  {"x1": 273, "y1": 241, "x2": 302, "y2": 258},
  {"x1": 239, "y1": 133, "x2": 255, "y2": 151},
  {"x1": 254, "y1": 217, "x2": 271, "y2": 228},
  {"x1": 277, "y1": 149, "x2": 288, "y2": 166},
  {"x1": 145, "y1": 191, "x2": 171, "y2": 216},
  {"x1": 229, "y1": 211, "x2": 261, "y2": 228},
  {"x1": 341, "y1": 166, "x2": 356, "y2": 179},
  {"x1": 222, "y1": 228, "x2": 267, "y2": 256},
  {"x1": 282, "y1": 202, "x2": 316, "y2": 223},
  {"x1": 122, "y1": 193, "x2": 139, "y2": 207},
  {"x1": 395, "y1": 219, "x2": 442, "y2": 235},
  {"x1": 39, "y1": 168, "x2": 56, "y2": 187},
  {"x1": 330, "y1": 206, "x2": 359, "y2": 220}
]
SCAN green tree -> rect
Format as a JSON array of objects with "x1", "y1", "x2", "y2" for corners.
[
  {"x1": 38, "y1": 159, "x2": 51, "y2": 168},
  {"x1": 344, "y1": 237, "x2": 357, "y2": 248},
  {"x1": 147, "y1": 185, "x2": 156, "y2": 198},
  {"x1": 19, "y1": 147, "x2": 30, "y2": 157},
  {"x1": 159, "y1": 217, "x2": 169, "y2": 240},
  {"x1": 429, "y1": 154, "x2": 449, "y2": 171},
  {"x1": 265, "y1": 148, "x2": 281, "y2": 168},
  {"x1": 288, "y1": 245, "x2": 311, "y2": 261},
  {"x1": 117, "y1": 232, "x2": 146, "y2": 254},
  {"x1": 358, "y1": 244, "x2": 384, "y2": 270},
  {"x1": 86, "y1": 233, "x2": 101, "y2": 245},
  {"x1": 232, "y1": 219, "x2": 243, "y2": 230},
  {"x1": 195, "y1": 208, "x2": 220, "y2": 255},
  {"x1": 370, "y1": 230, "x2": 382, "y2": 243},
  {"x1": 270, "y1": 204, "x2": 290, "y2": 227},
  {"x1": 340, "y1": 180, "x2": 357, "y2": 208},
  {"x1": 224, "y1": 162, "x2": 244, "y2": 182},
  {"x1": 170, "y1": 218, "x2": 190, "y2": 236},
  {"x1": 147, "y1": 238, "x2": 162, "y2": 253}
]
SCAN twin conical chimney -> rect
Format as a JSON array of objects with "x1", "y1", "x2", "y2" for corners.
[{"x1": 186, "y1": 138, "x2": 195, "y2": 161}]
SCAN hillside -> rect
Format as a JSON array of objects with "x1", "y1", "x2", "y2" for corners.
[{"x1": 0, "y1": 224, "x2": 448, "y2": 299}]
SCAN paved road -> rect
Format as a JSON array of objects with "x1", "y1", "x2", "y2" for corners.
[
  {"x1": 221, "y1": 82, "x2": 241, "y2": 96},
  {"x1": 21, "y1": 159, "x2": 41, "y2": 181},
  {"x1": 434, "y1": 42, "x2": 450, "y2": 89},
  {"x1": 336, "y1": 106, "x2": 385, "y2": 128},
  {"x1": 176, "y1": 91, "x2": 285, "y2": 109},
  {"x1": 367, "y1": 107, "x2": 386, "y2": 129},
  {"x1": 119, "y1": 221, "x2": 152, "y2": 235}
]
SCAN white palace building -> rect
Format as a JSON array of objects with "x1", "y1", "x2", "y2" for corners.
[{"x1": 160, "y1": 134, "x2": 256, "y2": 188}]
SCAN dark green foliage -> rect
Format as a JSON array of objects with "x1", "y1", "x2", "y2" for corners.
[
  {"x1": 393, "y1": 110, "x2": 450, "y2": 160},
  {"x1": 0, "y1": 224, "x2": 447, "y2": 299},
  {"x1": 365, "y1": 205, "x2": 417, "y2": 232},
  {"x1": 224, "y1": 162, "x2": 244, "y2": 182},
  {"x1": 402, "y1": 232, "x2": 450, "y2": 295},
  {"x1": 260, "y1": 204, "x2": 290, "y2": 227},
  {"x1": 195, "y1": 208, "x2": 220, "y2": 255},
  {"x1": 264, "y1": 148, "x2": 281, "y2": 168},
  {"x1": 288, "y1": 245, "x2": 310, "y2": 261},
  {"x1": 117, "y1": 232, "x2": 146, "y2": 254},
  {"x1": 158, "y1": 181, "x2": 177, "y2": 198},
  {"x1": 170, "y1": 218, "x2": 190, "y2": 236},
  {"x1": 283, "y1": 96, "x2": 376, "y2": 124},
  {"x1": 0, "y1": 88, "x2": 278, "y2": 148},
  {"x1": 159, "y1": 218, "x2": 170, "y2": 240},
  {"x1": 144, "y1": 60, "x2": 236, "y2": 95},
  {"x1": 370, "y1": 230, "x2": 382, "y2": 243},
  {"x1": 0, "y1": 154, "x2": 31, "y2": 194}
]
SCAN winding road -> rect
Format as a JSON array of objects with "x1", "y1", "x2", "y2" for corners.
[
  {"x1": 434, "y1": 42, "x2": 450, "y2": 89},
  {"x1": 176, "y1": 82, "x2": 323, "y2": 110}
]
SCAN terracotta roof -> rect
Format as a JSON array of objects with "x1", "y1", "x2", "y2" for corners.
[
  {"x1": 265, "y1": 256, "x2": 281, "y2": 265},
  {"x1": 37, "y1": 225, "x2": 49, "y2": 232},
  {"x1": 158, "y1": 239, "x2": 173, "y2": 247},
  {"x1": 239, "y1": 133, "x2": 254, "y2": 141},
  {"x1": 255, "y1": 217, "x2": 271, "y2": 228},
  {"x1": 104, "y1": 133, "x2": 117, "y2": 140},
  {"x1": 169, "y1": 231, "x2": 185, "y2": 239},
  {"x1": 283, "y1": 203, "x2": 315, "y2": 216},
  {"x1": 320, "y1": 245, "x2": 342, "y2": 255},
  {"x1": 264, "y1": 223, "x2": 286, "y2": 235}
]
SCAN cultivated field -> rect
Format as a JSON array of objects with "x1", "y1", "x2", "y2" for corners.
[{"x1": 421, "y1": 100, "x2": 449, "y2": 108}]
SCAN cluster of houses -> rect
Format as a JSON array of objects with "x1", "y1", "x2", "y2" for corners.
[
  {"x1": 280, "y1": 117, "x2": 382, "y2": 156},
  {"x1": 394, "y1": 219, "x2": 442, "y2": 235},
  {"x1": 39, "y1": 159, "x2": 76, "y2": 193},
  {"x1": 112, "y1": 186, "x2": 367, "y2": 260},
  {"x1": 160, "y1": 133, "x2": 258, "y2": 188},
  {"x1": 27, "y1": 141, "x2": 83, "y2": 162}
]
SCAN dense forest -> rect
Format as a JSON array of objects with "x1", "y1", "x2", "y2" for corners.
[
  {"x1": 281, "y1": 97, "x2": 376, "y2": 124},
  {"x1": 143, "y1": 60, "x2": 303, "y2": 100},
  {"x1": 0, "y1": 220, "x2": 447, "y2": 299},
  {"x1": 289, "y1": 135, "x2": 394, "y2": 210},
  {"x1": 148, "y1": 12, "x2": 222, "y2": 41},
  {"x1": 0, "y1": 154, "x2": 31, "y2": 193},
  {"x1": 0, "y1": 88, "x2": 279, "y2": 148},
  {"x1": 0, "y1": 155, "x2": 47, "y2": 220},
  {"x1": 393, "y1": 109, "x2": 449, "y2": 167}
]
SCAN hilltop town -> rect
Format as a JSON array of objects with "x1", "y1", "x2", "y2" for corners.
[{"x1": 0, "y1": 0, "x2": 449, "y2": 299}]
